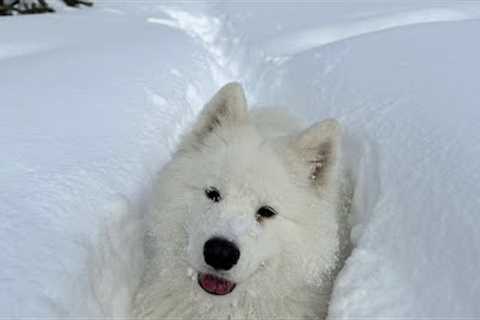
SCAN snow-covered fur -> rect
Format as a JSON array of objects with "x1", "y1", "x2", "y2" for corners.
[{"x1": 132, "y1": 83, "x2": 349, "y2": 319}]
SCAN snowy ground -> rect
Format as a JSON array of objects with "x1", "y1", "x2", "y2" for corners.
[{"x1": 1, "y1": 1, "x2": 480, "y2": 317}]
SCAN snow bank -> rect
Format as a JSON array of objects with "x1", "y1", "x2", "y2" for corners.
[
  {"x1": 0, "y1": 5, "x2": 220, "y2": 317},
  {"x1": 1, "y1": 1, "x2": 480, "y2": 317},
  {"x1": 214, "y1": 3, "x2": 480, "y2": 317}
]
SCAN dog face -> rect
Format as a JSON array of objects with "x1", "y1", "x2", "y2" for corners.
[
  {"x1": 168, "y1": 83, "x2": 341, "y2": 298},
  {"x1": 183, "y1": 126, "x2": 299, "y2": 295}
]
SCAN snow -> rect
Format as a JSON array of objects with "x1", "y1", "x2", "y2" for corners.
[
  {"x1": 0, "y1": 4, "x2": 219, "y2": 316},
  {"x1": 1, "y1": 1, "x2": 480, "y2": 317}
]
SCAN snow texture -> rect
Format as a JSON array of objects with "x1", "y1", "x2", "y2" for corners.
[{"x1": 1, "y1": 1, "x2": 480, "y2": 317}]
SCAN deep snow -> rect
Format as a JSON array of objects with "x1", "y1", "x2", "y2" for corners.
[{"x1": 1, "y1": 1, "x2": 480, "y2": 317}]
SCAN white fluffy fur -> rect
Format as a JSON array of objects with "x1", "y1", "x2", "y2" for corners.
[{"x1": 132, "y1": 83, "x2": 348, "y2": 319}]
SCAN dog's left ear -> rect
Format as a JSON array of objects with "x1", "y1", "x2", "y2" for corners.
[
  {"x1": 289, "y1": 119, "x2": 341, "y2": 187},
  {"x1": 179, "y1": 82, "x2": 248, "y2": 151}
]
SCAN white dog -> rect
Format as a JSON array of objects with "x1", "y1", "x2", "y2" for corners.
[{"x1": 133, "y1": 83, "x2": 350, "y2": 319}]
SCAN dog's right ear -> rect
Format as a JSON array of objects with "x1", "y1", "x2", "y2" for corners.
[{"x1": 179, "y1": 82, "x2": 248, "y2": 151}]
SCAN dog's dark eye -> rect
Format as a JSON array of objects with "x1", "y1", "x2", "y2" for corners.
[
  {"x1": 256, "y1": 206, "x2": 277, "y2": 222},
  {"x1": 205, "y1": 187, "x2": 221, "y2": 202}
]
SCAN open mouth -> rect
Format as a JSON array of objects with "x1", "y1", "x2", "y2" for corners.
[{"x1": 198, "y1": 272, "x2": 236, "y2": 295}]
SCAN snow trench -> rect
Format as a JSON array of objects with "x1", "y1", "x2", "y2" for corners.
[{"x1": 78, "y1": 6, "x2": 380, "y2": 318}]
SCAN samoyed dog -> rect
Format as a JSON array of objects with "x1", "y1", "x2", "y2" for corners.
[{"x1": 133, "y1": 83, "x2": 351, "y2": 319}]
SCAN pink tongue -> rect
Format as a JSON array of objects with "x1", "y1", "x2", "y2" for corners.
[{"x1": 200, "y1": 274, "x2": 235, "y2": 295}]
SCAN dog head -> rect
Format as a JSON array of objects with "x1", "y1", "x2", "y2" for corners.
[{"x1": 150, "y1": 83, "x2": 341, "y2": 304}]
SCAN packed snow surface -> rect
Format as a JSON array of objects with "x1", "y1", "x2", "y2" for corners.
[{"x1": 1, "y1": 1, "x2": 480, "y2": 317}]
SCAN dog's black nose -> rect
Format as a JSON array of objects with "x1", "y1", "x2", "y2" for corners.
[{"x1": 203, "y1": 237, "x2": 240, "y2": 271}]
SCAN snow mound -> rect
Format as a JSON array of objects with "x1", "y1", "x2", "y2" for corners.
[
  {"x1": 219, "y1": 4, "x2": 480, "y2": 316},
  {"x1": 0, "y1": 5, "x2": 220, "y2": 316}
]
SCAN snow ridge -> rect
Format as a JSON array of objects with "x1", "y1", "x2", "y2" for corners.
[{"x1": 263, "y1": 7, "x2": 480, "y2": 57}]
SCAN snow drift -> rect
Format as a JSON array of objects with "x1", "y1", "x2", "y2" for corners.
[{"x1": 1, "y1": 1, "x2": 480, "y2": 317}]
